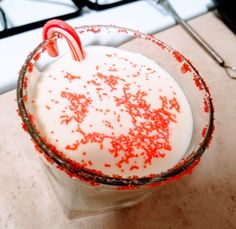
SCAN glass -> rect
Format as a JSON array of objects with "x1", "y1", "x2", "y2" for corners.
[{"x1": 17, "y1": 25, "x2": 214, "y2": 218}]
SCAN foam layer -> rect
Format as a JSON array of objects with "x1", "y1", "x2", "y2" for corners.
[{"x1": 30, "y1": 46, "x2": 193, "y2": 178}]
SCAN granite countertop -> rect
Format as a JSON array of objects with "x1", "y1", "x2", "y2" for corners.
[{"x1": 0, "y1": 12, "x2": 236, "y2": 229}]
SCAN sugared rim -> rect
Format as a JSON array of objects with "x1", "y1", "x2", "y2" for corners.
[{"x1": 17, "y1": 25, "x2": 214, "y2": 187}]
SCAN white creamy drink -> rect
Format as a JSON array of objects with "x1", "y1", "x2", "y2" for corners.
[{"x1": 31, "y1": 45, "x2": 193, "y2": 179}]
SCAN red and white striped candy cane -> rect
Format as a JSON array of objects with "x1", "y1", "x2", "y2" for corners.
[{"x1": 43, "y1": 19, "x2": 85, "y2": 62}]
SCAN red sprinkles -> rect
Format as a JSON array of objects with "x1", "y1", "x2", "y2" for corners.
[
  {"x1": 172, "y1": 51, "x2": 183, "y2": 63},
  {"x1": 25, "y1": 48, "x2": 198, "y2": 181},
  {"x1": 64, "y1": 72, "x2": 81, "y2": 82},
  {"x1": 204, "y1": 97, "x2": 209, "y2": 113},
  {"x1": 181, "y1": 63, "x2": 191, "y2": 73},
  {"x1": 57, "y1": 62, "x2": 181, "y2": 173},
  {"x1": 193, "y1": 75, "x2": 204, "y2": 90}
]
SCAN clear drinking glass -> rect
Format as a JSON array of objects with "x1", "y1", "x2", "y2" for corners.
[{"x1": 17, "y1": 25, "x2": 214, "y2": 218}]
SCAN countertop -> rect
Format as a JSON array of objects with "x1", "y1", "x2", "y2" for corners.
[{"x1": 0, "y1": 12, "x2": 236, "y2": 229}]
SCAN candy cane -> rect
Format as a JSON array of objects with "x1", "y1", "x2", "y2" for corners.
[{"x1": 43, "y1": 19, "x2": 85, "y2": 61}]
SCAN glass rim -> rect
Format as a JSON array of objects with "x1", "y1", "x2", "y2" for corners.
[{"x1": 17, "y1": 24, "x2": 214, "y2": 187}]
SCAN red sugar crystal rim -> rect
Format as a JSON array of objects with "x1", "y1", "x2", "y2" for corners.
[{"x1": 17, "y1": 25, "x2": 214, "y2": 187}]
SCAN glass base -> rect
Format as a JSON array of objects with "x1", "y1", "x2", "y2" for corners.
[{"x1": 42, "y1": 160, "x2": 152, "y2": 218}]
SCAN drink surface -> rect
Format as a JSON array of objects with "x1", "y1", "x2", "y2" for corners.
[{"x1": 31, "y1": 46, "x2": 193, "y2": 178}]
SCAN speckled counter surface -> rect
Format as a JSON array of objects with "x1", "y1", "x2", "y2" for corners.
[{"x1": 0, "y1": 12, "x2": 236, "y2": 229}]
